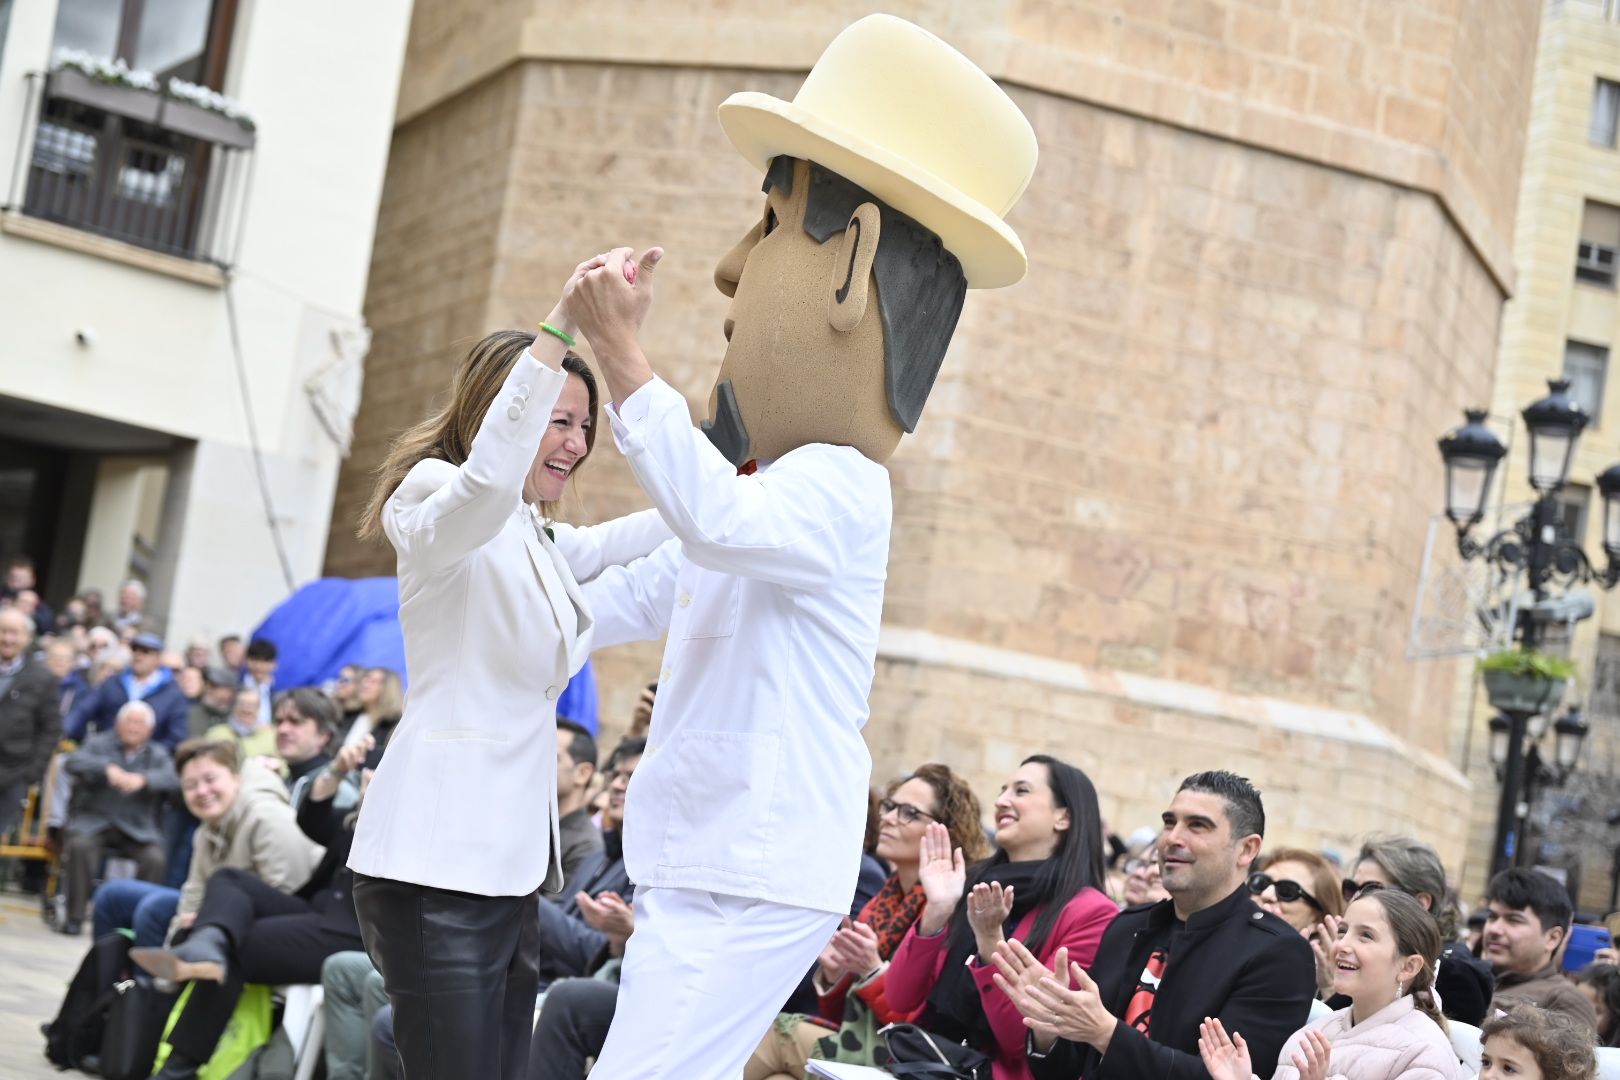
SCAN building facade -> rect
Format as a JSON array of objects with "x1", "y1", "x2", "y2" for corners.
[
  {"x1": 327, "y1": 1, "x2": 1546, "y2": 869},
  {"x1": 0, "y1": 0, "x2": 410, "y2": 647},
  {"x1": 1474, "y1": 0, "x2": 1620, "y2": 911}
]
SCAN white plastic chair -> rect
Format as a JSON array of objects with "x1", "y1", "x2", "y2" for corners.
[
  {"x1": 1448, "y1": 1020, "x2": 1482, "y2": 1073},
  {"x1": 280, "y1": 984, "x2": 326, "y2": 1080},
  {"x1": 1596, "y1": 1045, "x2": 1620, "y2": 1080}
]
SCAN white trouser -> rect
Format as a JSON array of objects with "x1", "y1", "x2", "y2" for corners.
[{"x1": 589, "y1": 886, "x2": 840, "y2": 1080}]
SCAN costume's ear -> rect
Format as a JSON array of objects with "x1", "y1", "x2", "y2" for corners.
[{"x1": 828, "y1": 202, "x2": 881, "y2": 333}]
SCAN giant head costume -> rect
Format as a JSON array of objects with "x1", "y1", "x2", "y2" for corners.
[{"x1": 705, "y1": 14, "x2": 1037, "y2": 467}]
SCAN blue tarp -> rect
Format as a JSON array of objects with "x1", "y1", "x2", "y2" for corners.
[{"x1": 250, "y1": 577, "x2": 599, "y2": 734}]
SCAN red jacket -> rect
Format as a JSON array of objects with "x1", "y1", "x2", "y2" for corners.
[{"x1": 884, "y1": 887, "x2": 1118, "y2": 1080}]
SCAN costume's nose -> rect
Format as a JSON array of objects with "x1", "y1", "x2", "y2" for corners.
[{"x1": 713, "y1": 219, "x2": 762, "y2": 299}]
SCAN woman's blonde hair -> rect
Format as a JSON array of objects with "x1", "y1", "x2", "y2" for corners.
[
  {"x1": 365, "y1": 668, "x2": 406, "y2": 724},
  {"x1": 359, "y1": 330, "x2": 599, "y2": 542}
]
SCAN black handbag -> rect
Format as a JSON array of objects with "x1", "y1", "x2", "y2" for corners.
[
  {"x1": 877, "y1": 1023, "x2": 992, "y2": 1080},
  {"x1": 43, "y1": 930, "x2": 135, "y2": 1068},
  {"x1": 98, "y1": 978, "x2": 172, "y2": 1080}
]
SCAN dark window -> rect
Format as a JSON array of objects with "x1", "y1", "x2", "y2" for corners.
[
  {"x1": 1578, "y1": 201, "x2": 1620, "y2": 288},
  {"x1": 1564, "y1": 340, "x2": 1610, "y2": 427}
]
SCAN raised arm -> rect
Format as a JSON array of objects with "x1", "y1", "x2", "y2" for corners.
[
  {"x1": 581, "y1": 538, "x2": 681, "y2": 649},
  {"x1": 605, "y1": 378, "x2": 890, "y2": 589},
  {"x1": 384, "y1": 265, "x2": 600, "y2": 573},
  {"x1": 550, "y1": 509, "x2": 674, "y2": 584}
]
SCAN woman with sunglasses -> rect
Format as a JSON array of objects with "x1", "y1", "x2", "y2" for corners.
[
  {"x1": 1321, "y1": 834, "x2": 1494, "y2": 1025},
  {"x1": 746, "y1": 763, "x2": 989, "y2": 1079},
  {"x1": 1249, "y1": 848, "x2": 1345, "y2": 933}
]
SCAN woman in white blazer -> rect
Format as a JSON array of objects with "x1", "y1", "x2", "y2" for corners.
[{"x1": 348, "y1": 267, "x2": 670, "y2": 1080}]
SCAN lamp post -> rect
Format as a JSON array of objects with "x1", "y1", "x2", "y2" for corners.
[
  {"x1": 1439, "y1": 379, "x2": 1613, "y2": 877},
  {"x1": 1486, "y1": 707, "x2": 1590, "y2": 868}
]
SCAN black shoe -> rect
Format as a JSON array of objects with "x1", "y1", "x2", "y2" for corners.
[{"x1": 58, "y1": 920, "x2": 81, "y2": 936}]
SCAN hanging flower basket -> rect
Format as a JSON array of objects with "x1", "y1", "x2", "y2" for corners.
[
  {"x1": 1479, "y1": 649, "x2": 1574, "y2": 714},
  {"x1": 1482, "y1": 670, "x2": 1567, "y2": 714}
]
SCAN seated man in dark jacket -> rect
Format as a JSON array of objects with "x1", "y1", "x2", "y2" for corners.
[
  {"x1": 60, "y1": 701, "x2": 180, "y2": 934},
  {"x1": 65, "y1": 631, "x2": 190, "y2": 751},
  {"x1": 993, "y1": 770, "x2": 1315, "y2": 1080}
]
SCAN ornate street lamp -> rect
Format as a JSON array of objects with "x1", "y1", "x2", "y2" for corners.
[
  {"x1": 1598, "y1": 463, "x2": 1620, "y2": 562},
  {"x1": 1438, "y1": 408, "x2": 1507, "y2": 532},
  {"x1": 1488, "y1": 712, "x2": 1511, "y2": 770},
  {"x1": 1554, "y1": 708, "x2": 1590, "y2": 776},
  {"x1": 1520, "y1": 379, "x2": 1588, "y2": 493}
]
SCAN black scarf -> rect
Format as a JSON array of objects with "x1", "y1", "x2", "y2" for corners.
[{"x1": 922, "y1": 859, "x2": 1047, "y2": 1050}]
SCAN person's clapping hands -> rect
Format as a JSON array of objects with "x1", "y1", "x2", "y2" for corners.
[
  {"x1": 991, "y1": 939, "x2": 1118, "y2": 1054},
  {"x1": 967, "y1": 881, "x2": 1014, "y2": 961},
  {"x1": 818, "y1": 917, "x2": 883, "y2": 983},
  {"x1": 1198, "y1": 1017, "x2": 1253, "y2": 1080},
  {"x1": 330, "y1": 736, "x2": 373, "y2": 777},
  {"x1": 577, "y1": 889, "x2": 635, "y2": 950},
  {"x1": 916, "y1": 821, "x2": 966, "y2": 936}
]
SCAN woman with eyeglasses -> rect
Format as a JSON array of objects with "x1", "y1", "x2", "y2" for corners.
[
  {"x1": 881, "y1": 755, "x2": 1119, "y2": 1080},
  {"x1": 1200, "y1": 888, "x2": 1460, "y2": 1080},
  {"x1": 1321, "y1": 834, "x2": 1494, "y2": 1025},
  {"x1": 746, "y1": 763, "x2": 989, "y2": 1080},
  {"x1": 1249, "y1": 848, "x2": 1345, "y2": 933}
]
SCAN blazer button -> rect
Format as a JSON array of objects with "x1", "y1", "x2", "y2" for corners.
[
  {"x1": 545, "y1": 685, "x2": 560, "y2": 701},
  {"x1": 507, "y1": 405, "x2": 522, "y2": 421}
]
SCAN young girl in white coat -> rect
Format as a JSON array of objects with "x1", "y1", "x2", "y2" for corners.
[{"x1": 1199, "y1": 888, "x2": 1460, "y2": 1080}]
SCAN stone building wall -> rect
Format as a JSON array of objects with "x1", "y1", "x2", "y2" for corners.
[{"x1": 327, "y1": 2, "x2": 1549, "y2": 874}]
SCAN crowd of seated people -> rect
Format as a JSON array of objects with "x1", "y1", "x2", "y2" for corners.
[{"x1": 8, "y1": 563, "x2": 1620, "y2": 1080}]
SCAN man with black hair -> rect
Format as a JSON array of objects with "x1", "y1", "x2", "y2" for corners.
[
  {"x1": 241, "y1": 637, "x2": 278, "y2": 731},
  {"x1": 1484, "y1": 867, "x2": 1598, "y2": 1034},
  {"x1": 996, "y1": 770, "x2": 1315, "y2": 1080},
  {"x1": 553, "y1": 718, "x2": 603, "y2": 900}
]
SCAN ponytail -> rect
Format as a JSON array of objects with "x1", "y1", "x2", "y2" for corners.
[{"x1": 1364, "y1": 889, "x2": 1450, "y2": 1035}]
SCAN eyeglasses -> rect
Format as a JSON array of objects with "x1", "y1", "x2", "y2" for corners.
[
  {"x1": 1247, "y1": 872, "x2": 1326, "y2": 912},
  {"x1": 879, "y1": 798, "x2": 938, "y2": 825},
  {"x1": 1342, "y1": 879, "x2": 1388, "y2": 903}
]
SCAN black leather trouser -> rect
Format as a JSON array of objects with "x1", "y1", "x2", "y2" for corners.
[{"x1": 352, "y1": 873, "x2": 540, "y2": 1080}]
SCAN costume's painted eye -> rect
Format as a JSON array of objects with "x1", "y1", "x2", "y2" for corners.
[{"x1": 763, "y1": 206, "x2": 779, "y2": 237}]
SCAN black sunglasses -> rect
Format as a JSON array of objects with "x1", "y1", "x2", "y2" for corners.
[
  {"x1": 1247, "y1": 872, "x2": 1326, "y2": 912},
  {"x1": 1342, "y1": 879, "x2": 1389, "y2": 904}
]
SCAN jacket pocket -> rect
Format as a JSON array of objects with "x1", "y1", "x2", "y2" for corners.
[
  {"x1": 424, "y1": 729, "x2": 512, "y2": 744},
  {"x1": 675, "y1": 567, "x2": 740, "y2": 641},
  {"x1": 657, "y1": 730, "x2": 779, "y2": 874}
]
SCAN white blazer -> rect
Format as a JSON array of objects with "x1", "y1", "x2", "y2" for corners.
[
  {"x1": 347, "y1": 351, "x2": 671, "y2": 897},
  {"x1": 585, "y1": 376, "x2": 891, "y2": 914}
]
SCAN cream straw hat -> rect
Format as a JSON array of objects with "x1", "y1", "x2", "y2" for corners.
[{"x1": 717, "y1": 14, "x2": 1036, "y2": 289}]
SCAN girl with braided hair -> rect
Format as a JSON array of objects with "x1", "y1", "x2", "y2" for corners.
[{"x1": 1200, "y1": 888, "x2": 1461, "y2": 1079}]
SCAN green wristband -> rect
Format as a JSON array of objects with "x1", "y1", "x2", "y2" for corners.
[{"x1": 538, "y1": 322, "x2": 576, "y2": 348}]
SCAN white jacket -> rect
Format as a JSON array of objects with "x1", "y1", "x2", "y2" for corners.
[
  {"x1": 586, "y1": 376, "x2": 890, "y2": 913},
  {"x1": 348, "y1": 352, "x2": 670, "y2": 896},
  {"x1": 1269, "y1": 996, "x2": 1462, "y2": 1080}
]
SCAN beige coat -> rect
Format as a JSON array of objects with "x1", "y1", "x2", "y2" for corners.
[{"x1": 169, "y1": 761, "x2": 324, "y2": 939}]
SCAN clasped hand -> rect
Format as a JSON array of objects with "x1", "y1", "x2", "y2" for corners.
[
  {"x1": 989, "y1": 939, "x2": 1116, "y2": 1054},
  {"x1": 576, "y1": 889, "x2": 634, "y2": 949},
  {"x1": 819, "y1": 916, "x2": 882, "y2": 983}
]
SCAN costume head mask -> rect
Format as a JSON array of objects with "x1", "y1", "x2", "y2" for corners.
[{"x1": 707, "y1": 14, "x2": 1037, "y2": 467}]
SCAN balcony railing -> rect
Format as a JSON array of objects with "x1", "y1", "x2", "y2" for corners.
[{"x1": 5, "y1": 68, "x2": 254, "y2": 267}]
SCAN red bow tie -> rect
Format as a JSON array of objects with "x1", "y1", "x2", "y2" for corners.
[{"x1": 737, "y1": 460, "x2": 759, "y2": 476}]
